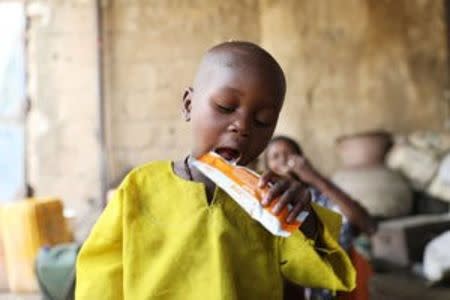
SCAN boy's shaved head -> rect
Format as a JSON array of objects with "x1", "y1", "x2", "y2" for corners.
[
  {"x1": 193, "y1": 41, "x2": 286, "y2": 104},
  {"x1": 183, "y1": 41, "x2": 287, "y2": 165}
]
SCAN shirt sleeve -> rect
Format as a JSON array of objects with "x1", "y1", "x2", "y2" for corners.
[
  {"x1": 278, "y1": 203, "x2": 356, "y2": 292},
  {"x1": 75, "y1": 183, "x2": 127, "y2": 300}
]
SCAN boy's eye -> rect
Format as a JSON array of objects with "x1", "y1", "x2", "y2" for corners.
[
  {"x1": 254, "y1": 119, "x2": 272, "y2": 128},
  {"x1": 216, "y1": 103, "x2": 235, "y2": 113}
]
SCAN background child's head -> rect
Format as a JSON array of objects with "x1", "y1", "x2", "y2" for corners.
[
  {"x1": 265, "y1": 136, "x2": 303, "y2": 175},
  {"x1": 182, "y1": 41, "x2": 286, "y2": 165}
]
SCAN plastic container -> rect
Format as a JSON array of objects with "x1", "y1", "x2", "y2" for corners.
[
  {"x1": 0, "y1": 198, "x2": 73, "y2": 292},
  {"x1": 0, "y1": 218, "x2": 8, "y2": 291}
]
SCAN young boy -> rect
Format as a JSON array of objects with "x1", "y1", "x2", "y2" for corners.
[{"x1": 76, "y1": 41, "x2": 355, "y2": 300}]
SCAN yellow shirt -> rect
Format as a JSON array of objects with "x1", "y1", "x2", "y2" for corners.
[{"x1": 76, "y1": 161, "x2": 355, "y2": 300}]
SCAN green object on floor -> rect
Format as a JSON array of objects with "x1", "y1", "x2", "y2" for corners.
[{"x1": 35, "y1": 243, "x2": 81, "y2": 300}]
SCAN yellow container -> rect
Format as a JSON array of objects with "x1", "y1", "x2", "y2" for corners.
[
  {"x1": 0, "y1": 216, "x2": 8, "y2": 291},
  {"x1": 0, "y1": 198, "x2": 73, "y2": 292}
]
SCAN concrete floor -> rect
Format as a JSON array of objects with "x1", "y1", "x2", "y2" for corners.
[
  {"x1": 0, "y1": 294, "x2": 40, "y2": 300},
  {"x1": 370, "y1": 272, "x2": 450, "y2": 300}
]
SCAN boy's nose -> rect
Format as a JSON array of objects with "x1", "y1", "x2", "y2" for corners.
[{"x1": 229, "y1": 116, "x2": 251, "y2": 137}]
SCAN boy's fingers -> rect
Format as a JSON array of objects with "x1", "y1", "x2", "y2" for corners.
[
  {"x1": 272, "y1": 184, "x2": 300, "y2": 214},
  {"x1": 262, "y1": 179, "x2": 289, "y2": 206},
  {"x1": 258, "y1": 170, "x2": 276, "y2": 188},
  {"x1": 303, "y1": 187, "x2": 312, "y2": 204},
  {"x1": 287, "y1": 201, "x2": 305, "y2": 224},
  {"x1": 286, "y1": 189, "x2": 311, "y2": 223}
]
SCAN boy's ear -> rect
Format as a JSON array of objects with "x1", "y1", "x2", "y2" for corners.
[{"x1": 182, "y1": 87, "x2": 193, "y2": 121}]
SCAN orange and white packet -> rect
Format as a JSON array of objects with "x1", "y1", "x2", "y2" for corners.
[{"x1": 192, "y1": 152, "x2": 309, "y2": 237}]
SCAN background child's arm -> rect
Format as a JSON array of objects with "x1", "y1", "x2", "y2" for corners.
[
  {"x1": 310, "y1": 172, "x2": 377, "y2": 235},
  {"x1": 76, "y1": 187, "x2": 125, "y2": 300},
  {"x1": 284, "y1": 155, "x2": 377, "y2": 235}
]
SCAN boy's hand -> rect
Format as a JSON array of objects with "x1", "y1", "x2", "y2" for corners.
[{"x1": 258, "y1": 171, "x2": 312, "y2": 224}]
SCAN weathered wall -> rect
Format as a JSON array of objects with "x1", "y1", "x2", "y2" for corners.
[
  {"x1": 26, "y1": 0, "x2": 448, "y2": 213},
  {"x1": 106, "y1": 0, "x2": 448, "y2": 180},
  {"x1": 261, "y1": 0, "x2": 448, "y2": 173},
  {"x1": 27, "y1": 0, "x2": 100, "y2": 212},
  {"x1": 104, "y1": 0, "x2": 261, "y2": 184}
]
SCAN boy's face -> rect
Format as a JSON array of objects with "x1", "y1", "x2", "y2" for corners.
[{"x1": 184, "y1": 61, "x2": 284, "y2": 166}]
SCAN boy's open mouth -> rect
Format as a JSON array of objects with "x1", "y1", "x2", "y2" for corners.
[{"x1": 214, "y1": 147, "x2": 241, "y2": 163}]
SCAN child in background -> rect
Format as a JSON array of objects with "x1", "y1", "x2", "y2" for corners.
[
  {"x1": 265, "y1": 136, "x2": 377, "y2": 299},
  {"x1": 265, "y1": 136, "x2": 377, "y2": 245},
  {"x1": 76, "y1": 41, "x2": 355, "y2": 300}
]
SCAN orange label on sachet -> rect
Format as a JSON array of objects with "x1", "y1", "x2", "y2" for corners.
[{"x1": 194, "y1": 152, "x2": 309, "y2": 236}]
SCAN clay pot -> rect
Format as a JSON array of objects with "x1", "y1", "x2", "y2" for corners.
[
  {"x1": 336, "y1": 131, "x2": 392, "y2": 168},
  {"x1": 332, "y1": 166, "x2": 413, "y2": 217}
]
